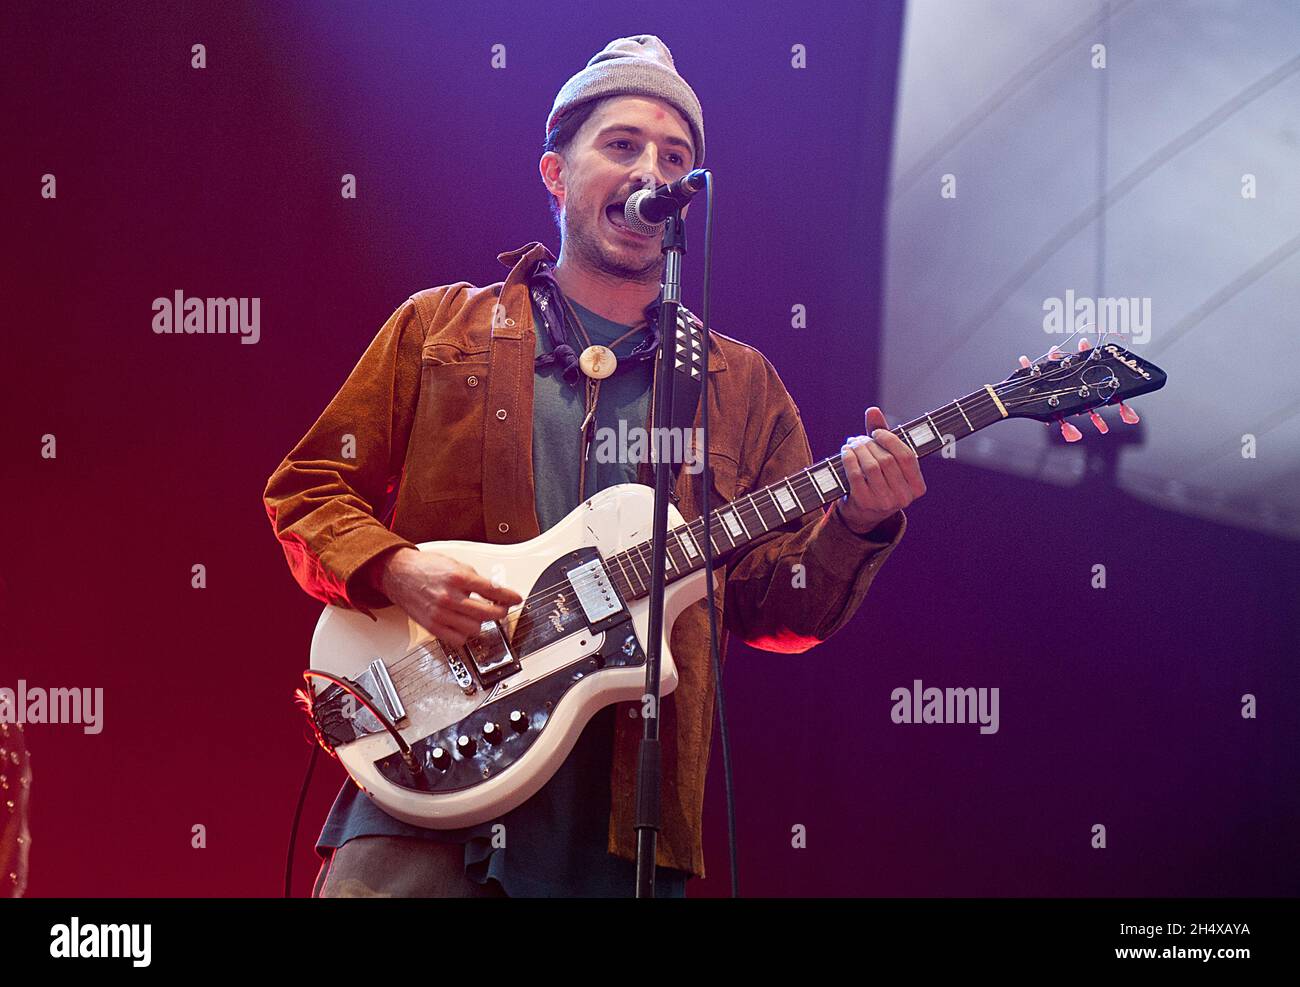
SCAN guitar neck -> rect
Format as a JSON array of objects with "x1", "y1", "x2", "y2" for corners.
[{"x1": 604, "y1": 384, "x2": 1009, "y2": 602}]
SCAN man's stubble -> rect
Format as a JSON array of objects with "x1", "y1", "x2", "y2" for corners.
[{"x1": 562, "y1": 204, "x2": 663, "y2": 287}]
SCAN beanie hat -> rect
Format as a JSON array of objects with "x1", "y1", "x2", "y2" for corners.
[{"x1": 546, "y1": 35, "x2": 705, "y2": 167}]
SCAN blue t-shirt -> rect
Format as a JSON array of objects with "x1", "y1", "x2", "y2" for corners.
[{"x1": 316, "y1": 297, "x2": 690, "y2": 898}]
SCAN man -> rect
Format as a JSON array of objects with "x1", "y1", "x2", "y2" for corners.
[{"x1": 263, "y1": 35, "x2": 925, "y2": 898}]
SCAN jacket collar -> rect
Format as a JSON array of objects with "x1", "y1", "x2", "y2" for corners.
[{"x1": 497, "y1": 242, "x2": 727, "y2": 371}]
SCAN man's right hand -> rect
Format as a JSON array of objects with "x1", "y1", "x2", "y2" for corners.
[{"x1": 366, "y1": 547, "x2": 523, "y2": 647}]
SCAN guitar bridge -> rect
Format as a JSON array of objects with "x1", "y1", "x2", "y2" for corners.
[{"x1": 442, "y1": 650, "x2": 477, "y2": 695}]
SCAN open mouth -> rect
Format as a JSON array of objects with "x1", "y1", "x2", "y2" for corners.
[{"x1": 605, "y1": 202, "x2": 655, "y2": 239}]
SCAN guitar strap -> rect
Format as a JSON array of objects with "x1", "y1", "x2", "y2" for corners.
[{"x1": 647, "y1": 301, "x2": 706, "y2": 496}]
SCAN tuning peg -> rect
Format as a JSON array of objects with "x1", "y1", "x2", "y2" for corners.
[
  {"x1": 1078, "y1": 338, "x2": 1092, "y2": 351},
  {"x1": 1048, "y1": 345, "x2": 1063, "y2": 360},
  {"x1": 1018, "y1": 354, "x2": 1032, "y2": 368},
  {"x1": 1118, "y1": 401, "x2": 1140, "y2": 424},
  {"x1": 1088, "y1": 410, "x2": 1109, "y2": 434},
  {"x1": 1059, "y1": 419, "x2": 1083, "y2": 442}
]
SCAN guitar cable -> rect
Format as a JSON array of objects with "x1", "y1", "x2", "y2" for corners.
[
  {"x1": 696, "y1": 171, "x2": 742, "y2": 898},
  {"x1": 284, "y1": 741, "x2": 318, "y2": 898},
  {"x1": 300, "y1": 669, "x2": 419, "y2": 771},
  {"x1": 284, "y1": 670, "x2": 417, "y2": 897}
]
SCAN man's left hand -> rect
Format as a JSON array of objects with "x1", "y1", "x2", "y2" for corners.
[{"x1": 836, "y1": 406, "x2": 926, "y2": 535}]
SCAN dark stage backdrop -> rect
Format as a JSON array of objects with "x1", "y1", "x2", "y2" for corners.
[{"x1": 3, "y1": 1, "x2": 1296, "y2": 898}]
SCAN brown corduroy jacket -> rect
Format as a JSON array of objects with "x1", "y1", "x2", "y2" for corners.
[{"x1": 263, "y1": 241, "x2": 908, "y2": 878}]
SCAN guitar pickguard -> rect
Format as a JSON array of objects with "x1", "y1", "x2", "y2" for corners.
[
  {"x1": 373, "y1": 616, "x2": 645, "y2": 794},
  {"x1": 318, "y1": 544, "x2": 647, "y2": 795}
]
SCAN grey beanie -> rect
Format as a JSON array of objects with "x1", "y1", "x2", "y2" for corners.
[{"x1": 547, "y1": 35, "x2": 705, "y2": 167}]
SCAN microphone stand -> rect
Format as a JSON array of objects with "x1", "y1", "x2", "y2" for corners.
[{"x1": 633, "y1": 205, "x2": 687, "y2": 898}]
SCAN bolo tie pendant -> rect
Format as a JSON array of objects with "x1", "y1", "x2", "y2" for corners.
[{"x1": 578, "y1": 344, "x2": 618, "y2": 380}]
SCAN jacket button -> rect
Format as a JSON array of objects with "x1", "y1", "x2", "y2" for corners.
[
  {"x1": 496, "y1": 409, "x2": 508, "y2": 420},
  {"x1": 498, "y1": 522, "x2": 510, "y2": 533},
  {"x1": 467, "y1": 375, "x2": 478, "y2": 387}
]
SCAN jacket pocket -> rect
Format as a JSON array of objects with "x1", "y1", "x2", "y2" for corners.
[{"x1": 406, "y1": 360, "x2": 489, "y2": 504}]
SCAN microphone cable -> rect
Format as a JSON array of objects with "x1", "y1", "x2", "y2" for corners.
[{"x1": 696, "y1": 171, "x2": 741, "y2": 897}]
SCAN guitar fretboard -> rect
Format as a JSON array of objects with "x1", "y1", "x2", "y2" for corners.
[{"x1": 601, "y1": 384, "x2": 1009, "y2": 602}]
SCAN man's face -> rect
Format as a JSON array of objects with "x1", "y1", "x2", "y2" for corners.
[{"x1": 542, "y1": 95, "x2": 695, "y2": 283}]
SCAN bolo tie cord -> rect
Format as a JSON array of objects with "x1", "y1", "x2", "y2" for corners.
[{"x1": 560, "y1": 294, "x2": 651, "y2": 504}]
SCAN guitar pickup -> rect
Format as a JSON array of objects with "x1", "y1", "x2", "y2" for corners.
[
  {"x1": 567, "y1": 559, "x2": 622, "y2": 623},
  {"x1": 458, "y1": 620, "x2": 520, "y2": 688}
]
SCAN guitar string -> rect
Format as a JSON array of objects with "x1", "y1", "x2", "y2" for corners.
[
  {"x1": 383, "y1": 366, "x2": 1115, "y2": 687},
  {"x1": 379, "y1": 358, "x2": 1117, "y2": 686},
  {"x1": 385, "y1": 375, "x2": 1110, "y2": 693},
  {"x1": 384, "y1": 381, "x2": 1108, "y2": 703},
  {"x1": 374, "y1": 363, "x2": 1133, "y2": 720}
]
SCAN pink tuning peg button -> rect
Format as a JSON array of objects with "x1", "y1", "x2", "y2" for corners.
[
  {"x1": 1060, "y1": 420, "x2": 1083, "y2": 442},
  {"x1": 1019, "y1": 355, "x2": 1032, "y2": 368},
  {"x1": 1088, "y1": 410, "x2": 1109, "y2": 434},
  {"x1": 1078, "y1": 338, "x2": 1092, "y2": 351},
  {"x1": 1048, "y1": 345, "x2": 1063, "y2": 360},
  {"x1": 1119, "y1": 401, "x2": 1140, "y2": 424}
]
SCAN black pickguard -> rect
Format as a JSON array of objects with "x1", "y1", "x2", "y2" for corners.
[{"x1": 372, "y1": 546, "x2": 646, "y2": 795}]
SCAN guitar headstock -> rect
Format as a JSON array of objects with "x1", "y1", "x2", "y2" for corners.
[{"x1": 996, "y1": 339, "x2": 1168, "y2": 440}]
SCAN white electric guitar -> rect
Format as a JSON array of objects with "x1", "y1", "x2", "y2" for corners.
[{"x1": 302, "y1": 341, "x2": 1166, "y2": 828}]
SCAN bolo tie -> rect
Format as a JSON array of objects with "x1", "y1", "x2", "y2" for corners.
[{"x1": 532, "y1": 261, "x2": 662, "y2": 503}]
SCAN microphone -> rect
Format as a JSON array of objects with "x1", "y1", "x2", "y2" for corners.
[{"x1": 623, "y1": 169, "x2": 710, "y2": 234}]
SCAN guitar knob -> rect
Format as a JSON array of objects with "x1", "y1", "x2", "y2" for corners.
[
  {"x1": 1059, "y1": 420, "x2": 1082, "y2": 442},
  {"x1": 456, "y1": 735, "x2": 477, "y2": 757},
  {"x1": 509, "y1": 710, "x2": 529, "y2": 734},
  {"x1": 1088, "y1": 410, "x2": 1109, "y2": 434},
  {"x1": 482, "y1": 721, "x2": 502, "y2": 744},
  {"x1": 1119, "y1": 401, "x2": 1140, "y2": 424},
  {"x1": 429, "y1": 747, "x2": 451, "y2": 772}
]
